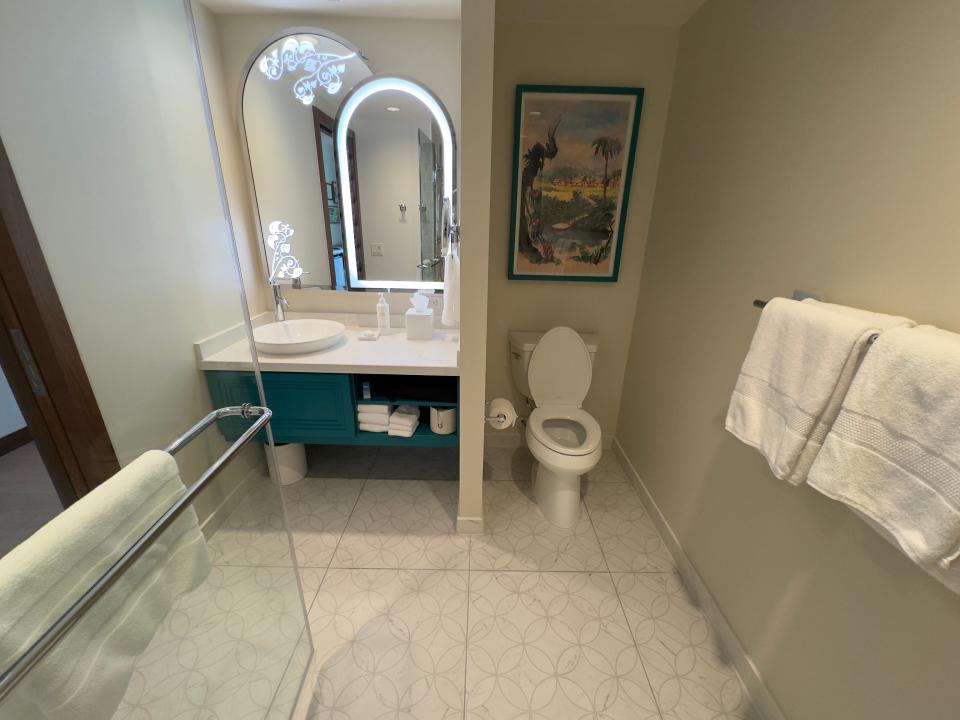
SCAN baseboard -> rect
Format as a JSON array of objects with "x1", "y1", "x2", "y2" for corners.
[
  {"x1": 612, "y1": 438, "x2": 787, "y2": 720},
  {"x1": 457, "y1": 514, "x2": 484, "y2": 534},
  {"x1": 0, "y1": 426, "x2": 30, "y2": 456},
  {"x1": 199, "y1": 461, "x2": 263, "y2": 539}
]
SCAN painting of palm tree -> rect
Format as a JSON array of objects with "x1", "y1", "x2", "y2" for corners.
[{"x1": 509, "y1": 85, "x2": 644, "y2": 282}]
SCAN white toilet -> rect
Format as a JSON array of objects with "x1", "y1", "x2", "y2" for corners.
[{"x1": 509, "y1": 328, "x2": 601, "y2": 528}]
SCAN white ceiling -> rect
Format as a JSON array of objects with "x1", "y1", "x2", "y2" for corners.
[
  {"x1": 199, "y1": 0, "x2": 460, "y2": 20},
  {"x1": 199, "y1": 0, "x2": 710, "y2": 28}
]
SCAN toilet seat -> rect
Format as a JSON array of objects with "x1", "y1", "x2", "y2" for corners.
[
  {"x1": 527, "y1": 327, "x2": 592, "y2": 408},
  {"x1": 528, "y1": 406, "x2": 601, "y2": 457}
]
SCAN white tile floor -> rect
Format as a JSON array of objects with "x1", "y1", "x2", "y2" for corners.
[{"x1": 288, "y1": 445, "x2": 753, "y2": 720}]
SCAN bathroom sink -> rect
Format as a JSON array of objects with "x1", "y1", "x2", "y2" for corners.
[{"x1": 253, "y1": 319, "x2": 346, "y2": 355}]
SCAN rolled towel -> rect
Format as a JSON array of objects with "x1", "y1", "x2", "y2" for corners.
[
  {"x1": 358, "y1": 422, "x2": 388, "y2": 433},
  {"x1": 358, "y1": 404, "x2": 391, "y2": 416},
  {"x1": 0, "y1": 450, "x2": 210, "y2": 719},
  {"x1": 388, "y1": 423, "x2": 418, "y2": 438},
  {"x1": 809, "y1": 325, "x2": 960, "y2": 572},
  {"x1": 725, "y1": 298, "x2": 913, "y2": 484},
  {"x1": 358, "y1": 411, "x2": 392, "y2": 425}
]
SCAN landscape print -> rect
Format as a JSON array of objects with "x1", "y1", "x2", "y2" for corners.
[{"x1": 509, "y1": 86, "x2": 643, "y2": 281}]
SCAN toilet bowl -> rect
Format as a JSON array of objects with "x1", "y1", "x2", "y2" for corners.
[{"x1": 519, "y1": 327, "x2": 602, "y2": 527}]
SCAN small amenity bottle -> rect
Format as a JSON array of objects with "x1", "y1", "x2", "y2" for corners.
[{"x1": 376, "y1": 292, "x2": 391, "y2": 332}]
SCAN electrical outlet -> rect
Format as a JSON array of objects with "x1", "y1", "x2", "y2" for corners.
[
  {"x1": 426, "y1": 294, "x2": 443, "y2": 311},
  {"x1": 370, "y1": 243, "x2": 384, "y2": 257}
]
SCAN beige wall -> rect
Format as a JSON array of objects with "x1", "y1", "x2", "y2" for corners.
[
  {"x1": 485, "y1": 18, "x2": 678, "y2": 435},
  {"x1": 201, "y1": 8, "x2": 460, "y2": 317},
  {"x1": 0, "y1": 0, "x2": 263, "y2": 522},
  {"x1": 617, "y1": 1, "x2": 960, "y2": 718}
]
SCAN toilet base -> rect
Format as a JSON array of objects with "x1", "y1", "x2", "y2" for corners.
[{"x1": 532, "y1": 462, "x2": 582, "y2": 528}]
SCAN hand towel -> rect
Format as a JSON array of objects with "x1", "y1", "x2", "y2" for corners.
[
  {"x1": 358, "y1": 422, "x2": 388, "y2": 433},
  {"x1": 0, "y1": 450, "x2": 210, "y2": 719},
  {"x1": 809, "y1": 325, "x2": 960, "y2": 570},
  {"x1": 388, "y1": 406, "x2": 420, "y2": 431},
  {"x1": 441, "y1": 243, "x2": 459, "y2": 327},
  {"x1": 358, "y1": 404, "x2": 391, "y2": 416},
  {"x1": 388, "y1": 423, "x2": 418, "y2": 438},
  {"x1": 358, "y1": 411, "x2": 393, "y2": 425},
  {"x1": 725, "y1": 298, "x2": 913, "y2": 484}
]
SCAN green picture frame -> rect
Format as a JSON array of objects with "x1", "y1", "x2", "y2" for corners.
[{"x1": 507, "y1": 84, "x2": 644, "y2": 282}]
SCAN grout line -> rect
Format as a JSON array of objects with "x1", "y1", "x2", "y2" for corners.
[
  {"x1": 322, "y1": 475, "x2": 370, "y2": 574},
  {"x1": 462, "y1": 535, "x2": 471, "y2": 720},
  {"x1": 583, "y1": 467, "x2": 665, "y2": 719}
]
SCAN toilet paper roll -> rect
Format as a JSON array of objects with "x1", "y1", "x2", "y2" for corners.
[{"x1": 486, "y1": 398, "x2": 517, "y2": 430}]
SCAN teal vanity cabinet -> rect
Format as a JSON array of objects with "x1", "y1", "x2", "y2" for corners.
[{"x1": 205, "y1": 371, "x2": 458, "y2": 447}]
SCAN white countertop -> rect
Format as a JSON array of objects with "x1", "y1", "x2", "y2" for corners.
[{"x1": 196, "y1": 312, "x2": 460, "y2": 376}]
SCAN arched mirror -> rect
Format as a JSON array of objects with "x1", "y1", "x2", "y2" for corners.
[
  {"x1": 335, "y1": 75, "x2": 458, "y2": 291},
  {"x1": 241, "y1": 30, "x2": 373, "y2": 289}
]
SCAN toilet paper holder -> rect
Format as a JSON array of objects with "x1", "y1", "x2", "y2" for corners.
[{"x1": 484, "y1": 411, "x2": 509, "y2": 425}]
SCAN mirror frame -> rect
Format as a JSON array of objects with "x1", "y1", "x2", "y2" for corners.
[
  {"x1": 237, "y1": 27, "x2": 373, "y2": 291},
  {"x1": 334, "y1": 75, "x2": 457, "y2": 291}
]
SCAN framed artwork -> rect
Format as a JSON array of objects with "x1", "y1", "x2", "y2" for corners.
[{"x1": 508, "y1": 84, "x2": 644, "y2": 282}]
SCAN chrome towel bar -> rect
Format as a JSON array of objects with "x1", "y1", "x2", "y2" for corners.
[{"x1": 0, "y1": 404, "x2": 271, "y2": 703}]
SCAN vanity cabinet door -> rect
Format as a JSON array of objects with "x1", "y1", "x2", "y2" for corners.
[
  {"x1": 205, "y1": 371, "x2": 356, "y2": 443},
  {"x1": 261, "y1": 373, "x2": 355, "y2": 443}
]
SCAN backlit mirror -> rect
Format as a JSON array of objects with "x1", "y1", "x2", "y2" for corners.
[
  {"x1": 241, "y1": 31, "x2": 372, "y2": 289},
  {"x1": 335, "y1": 75, "x2": 457, "y2": 290}
]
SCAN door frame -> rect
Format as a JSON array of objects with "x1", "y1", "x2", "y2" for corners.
[{"x1": 0, "y1": 136, "x2": 120, "y2": 504}]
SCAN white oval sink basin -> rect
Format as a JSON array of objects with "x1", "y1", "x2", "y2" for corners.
[{"x1": 254, "y1": 319, "x2": 346, "y2": 355}]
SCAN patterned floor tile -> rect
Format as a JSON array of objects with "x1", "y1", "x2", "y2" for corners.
[
  {"x1": 306, "y1": 445, "x2": 379, "y2": 479},
  {"x1": 207, "y1": 481, "x2": 295, "y2": 568},
  {"x1": 615, "y1": 573, "x2": 748, "y2": 720},
  {"x1": 332, "y1": 480, "x2": 469, "y2": 569},
  {"x1": 284, "y1": 478, "x2": 364, "y2": 567},
  {"x1": 583, "y1": 482, "x2": 675, "y2": 572},
  {"x1": 113, "y1": 564, "x2": 307, "y2": 720},
  {"x1": 299, "y1": 566, "x2": 327, "y2": 609},
  {"x1": 306, "y1": 569, "x2": 468, "y2": 719},
  {"x1": 585, "y1": 451, "x2": 630, "y2": 483},
  {"x1": 482, "y1": 445, "x2": 534, "y2": 483},
  {"x1": 368, "y1": 447, "x2": 460, "y2": 481},
  {"x1": 465, "y1": 571, "x2": 661, "y2": 720},
  {"x1": 471, "y1": 480, "x2": 606, "y2": 572}
]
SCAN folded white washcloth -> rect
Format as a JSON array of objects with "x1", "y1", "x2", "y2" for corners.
[
  {"x1": 359, "y1": 404, "x2": 391, "y2": 416},
  {"x1": 809, "y1": 325, "x2": 960, "y2": 573},
  {"x1": 0, "y1": 450, "x2": 210, "y2": 719},
  {"x1": 725, "y1": 298, "x2": 913, "y2": 484},
  {"x1": 388, "y1": 423, "x2": 418, "y2": 438},
  {"x1": 358, "y1": 422, "x2": 388, "y2": 433},
  {"x1": 391, "y1": 404, "x2": 420, "y2": 419},
  {"x1": 358, "y1": 411, "x2": 392, "y2": 425}
]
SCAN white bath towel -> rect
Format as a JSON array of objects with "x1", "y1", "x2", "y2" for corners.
[
  {"x1": 441, "y1": 243, "x2": 459, "y2": 327},
  {"x1": 388, "y1": 423, "x2": 418, "y2": 438},
  {"x1": 0, "y1": 450, "x2": 210, "y2": 719},
  {"x1": 358, "y1": 421, "x2": 388, "y2": 433},
  {"x1": 358, "y1": 411, "x2": 392, "y2": 425},
  {"x1": 809, "y1": 325, "x2": 960, "y2": 571},
  {"x1": 358, "y1": 404, "x2": 391, "y2": 416},
  {"x1": 725, "y1": 298, "x2": 913, "y2": 484}
]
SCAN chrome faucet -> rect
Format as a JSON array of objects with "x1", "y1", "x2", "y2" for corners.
[{"x1": 272, "y1": 283, "x2": 289, "y2": 322}]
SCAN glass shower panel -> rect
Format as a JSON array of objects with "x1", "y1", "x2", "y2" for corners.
[
  {"x1": 418, "y1": 128, "x2": 439, "y2": 281},
  {"x1": 0, "y1": 0, "x2": 310, "y2": 717}
]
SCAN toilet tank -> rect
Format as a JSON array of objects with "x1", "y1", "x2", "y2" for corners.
[{"x1": 508, "y1": 330, "x2": 599, "y2": 401}]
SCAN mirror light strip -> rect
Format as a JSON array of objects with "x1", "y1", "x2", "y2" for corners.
[{"x1": 336, "y1": 76, "x2": 453, "y2": 290}]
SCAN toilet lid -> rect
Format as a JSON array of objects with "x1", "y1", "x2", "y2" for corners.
[{"x1": 528, "y1": 327, "x2": 592, "y2": 407}]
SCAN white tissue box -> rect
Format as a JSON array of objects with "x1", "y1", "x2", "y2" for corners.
[{"x1": 405, "y1": 308, "x2": 434, "y2": 341}]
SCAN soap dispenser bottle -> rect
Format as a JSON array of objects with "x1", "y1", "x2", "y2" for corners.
[{"x1": 376, "y1": 292, "x2": 391, "y2": 332}]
